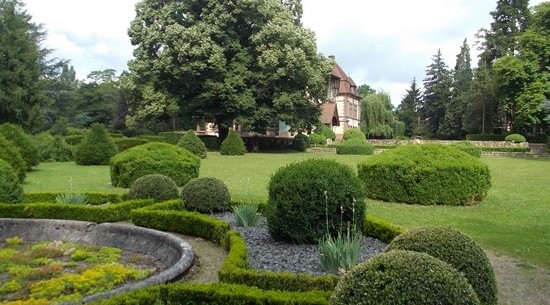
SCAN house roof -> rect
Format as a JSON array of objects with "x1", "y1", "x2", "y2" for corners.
[
  {"x1": 321, "y1": 102, "x2": 340, "y2": 126},
  {"x1": 331, "y1": 59, "x2": 362, "y2": 99}
]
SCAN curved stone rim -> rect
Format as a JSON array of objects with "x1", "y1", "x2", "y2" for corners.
[{"x1": 0, "y1": 218, "x2": 194, "y2": 304}]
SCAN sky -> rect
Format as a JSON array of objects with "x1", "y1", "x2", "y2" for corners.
[{"x1": 24, "y1": 0, "x2": 546, "y2": 106}]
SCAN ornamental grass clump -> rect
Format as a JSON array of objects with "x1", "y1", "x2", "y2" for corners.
[
  {"x1": 232, "y1": 204, "x2": 260, "y2": 227},
  {"x1": 357, "y1": 144, "x2": 491, "y2": 205},
  {"x1": 318, "y1": 194, "x2": 362, "y2": 274},
  {"x1": 55, "y1": 193, "x2": 89, "y2": 205}
]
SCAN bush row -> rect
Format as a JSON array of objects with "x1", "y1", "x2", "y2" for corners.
[
  {"x1": 23, "y1": 192, "x2": 123, "y2": 205},
  {"x1": 0, "y1": 199, "x2": 153, "y2": 222},
  {"x1": 482, "y1": 147, "x2": 531, "y2": 152},
  {"x1": 242, "y1": 136, "x2": 305, "y2": 152},
  {"x1": 91, "y1": 282, "x2": 331, "y2": 305}
]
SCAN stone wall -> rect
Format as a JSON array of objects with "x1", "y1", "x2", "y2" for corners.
[{"x1": 366, "y1": 139, "x2": 529, "y2": 148}]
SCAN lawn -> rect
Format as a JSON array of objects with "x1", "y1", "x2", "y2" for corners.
[{"x1": 22, "y1": 153, "x2": 550, "y2": 268}]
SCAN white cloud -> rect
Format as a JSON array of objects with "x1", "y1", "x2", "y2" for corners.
[{"x1": 92, "y1": 42, "x2": 110, "y2": 55}]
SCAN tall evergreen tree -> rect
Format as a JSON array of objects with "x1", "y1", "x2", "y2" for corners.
[
  {"x1": 462, "y1": 64, "x2": 499, "y2": 134},
  {"x1": 396, "y1": 78, "x2": 421, "y2": 137},
  {"x1": 0, "y1": 0, "x2": 48, "y2": 131},
  {"x1": 420, "y1": 49, "x2": 452, "y2": 138},
  {"x1": 440, "y1": 39, "x2": 473, "y2": 139},
  {"x1": 478, "y1": 0, "x2": 531, "y2": 65}
]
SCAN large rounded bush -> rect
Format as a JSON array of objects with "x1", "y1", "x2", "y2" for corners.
[
  {"x1": 343, "y1": 128, "x2": 365, "y2": 141},
  {"x1": 330, "y1": 250, "x2": 480, "y2": 305},
  {"x1": 110, "y1": 142, "x2": 200, "y2": 188},
  {"x1": 336, "y1": 138, "x2": 374, "y2": 155},
  {"x1": 386, "y1": 227, "x2": 497, "y2": 305},
  {"x1": 0, "y1": 134, "x2": 26, "y2": 182},
  {"x1": 266, "y1": 158, "x2": 366, "y2": 244},
  {"x1": 318, "y1": 125, "x2": 336, "y2": 141},
  {"x1": 0, "y1": 159, "x2": 24, "y2": 203},
  {"x1": 357, "y1": 144, "x2": 491, "y2": 205},
  {"x1": 177, "y1": 130, "x2": 207, "y2": 159},
  {"x1": 0, "y1": 123, "x2": 39, "y2": 169},
  {"x1": 75, "y1": 123, "x2": 118, "y2": 165},
  {"x1": 220, "y1": 130, "x2": 246, "y2": 155},
  {"x1": 452, "y1": 141, "x2": 482, "y2": 158},
  {"x1": 504, "y1": 133, "x2": 526, "y2": 143},
  {"x1": 128, "y1": 174, "x2": 179, "y2": 202},
  {"x1": 181, "y1": 177, "x2": 230, "y2": 213}
]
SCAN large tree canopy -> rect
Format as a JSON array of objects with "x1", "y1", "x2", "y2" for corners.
[{"x1": 126, "y1": 0, "x2": 330, "y2": 137}]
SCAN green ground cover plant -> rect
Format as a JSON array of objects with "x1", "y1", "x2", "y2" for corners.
[
  {"x1": 22, "y1": 153, "x2": 550, "y2": 268},
  {"x1": 0, "y1": 237, "x2": 152, "y2": 304}
]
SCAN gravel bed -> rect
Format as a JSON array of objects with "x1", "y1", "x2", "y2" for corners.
[{"x1": 212, "y1": 212, "x2": 387, "y2": 275}]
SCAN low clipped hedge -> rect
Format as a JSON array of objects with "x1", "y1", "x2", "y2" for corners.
[
  {"x1": 363, "y1": 215, "x2": 404, "y2": 243},
  {"x1": 386, "y1": 227, "x2": 497, "y2": 305},
  {"x1": 0, "y1": 199, "x2": 154, "y2": 222},
  {"x1": 292, "y1": 134, "x2": 310, "y2": 151},
  {"x1": 91, "y1": 282, "x2": 331, "y2": 305},
  {"x1": 23, "y1": 192, "x2": 123, "y2": 205},
  {"x1": 336, "y1": 138, "x2": 374, "y2": 155},
  {"x1": 465, "y1": 134, "x2": 506, "y2": 141},
  {"x1": 113, "y1": 137, "x2": 149, "y2": 152},
  {"x1": 452, "y1": 141, "x2": 482, "y2": 158},
  {"x1": 330, "y1": 250, "x2": 480, "y2": 305},
  {"x1": 357, "y1": 144, "x2": 491, "y2": 205},
  {"x1": 198, "y1": 135, "x2": 221, "y2": 150},
  {"x1": 110, "y1": 142, "x2": 200, "y2": 187}
]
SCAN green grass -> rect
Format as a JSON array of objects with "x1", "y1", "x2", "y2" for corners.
[{"x1": 22, "y1": 153, "x2": 550, "y2": 268}]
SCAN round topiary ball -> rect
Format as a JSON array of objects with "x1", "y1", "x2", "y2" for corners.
[
  {"x1": 181, "y1": 177, "x2": 230, "y2": 213},
  {"x1": 110, "y1": 142, "x2": 200, "y2": 188},
  {"x1": 220, "y1": 130, "x2": 246, "y2": 155},
  {"x1": 177, "y1": 130, "x2": 207, "y2": 159},
  {"x1": 504, "y1": 133, "x2": 526, "y2": 143},
  {"x1": 75, "y1": 123, "x2": 118, "y2": 165},
  {"x1": 292, "y1": 134, "x2": 310, "y2": 151},
  {"x1": 0, "y1": 159, "x2": 24, "y2": 203},
  {"x1": 357, "y1": 144, "x2": 491, "y2": 205},
  {"x1": 330, "y1": 250, "x2": 480, "y2": 305},
  {"x1": 266, "y1": 158, "x2": 366, "y2": 244},
  {"x1": 127, "y1": 174, "x2": 179, "y2": 202},
  {"x1": 0, "y1": 134, "x2": 26, "y2": 182},
  {"x1": 386, "y1": 227, "x2": 497, "y2": 305},
  {"x1": 336, "y1": 138, "x2": 374, "y2": 155},
  {"x1": 0, "y1": 123, "x2": 39, "y2": 169}
]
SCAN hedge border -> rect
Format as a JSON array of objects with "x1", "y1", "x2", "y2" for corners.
[{"x1": 24, "y1": 192, "x2": 124, "y2": 205}]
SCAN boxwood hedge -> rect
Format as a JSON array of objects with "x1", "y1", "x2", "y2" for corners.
[
  {"x1": 336, "y1": 138, "x2": 374, "y2": 155},
  {"x1": 357, "y1": 144, "x2": 491, "y2": 205},
  {"x1": 386, "y1": 227, "x2": 497, "y2": 305},
  {"x1": 110, "y1": 142, "x2": 200, "y2": 187},
  {"x1": 330, "y1": 250, "x2": 480, "y2": 305}
]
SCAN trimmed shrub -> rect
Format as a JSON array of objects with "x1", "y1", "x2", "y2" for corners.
[
  {"x1": 0, "y1": 134, "x2": 26, "y2": 182},
  {"x1": 181, "y1": 177, "x2": 231, "y2": 213},
  {"x1": 466, "y1": 134, "x2": 506, "y2": 141},
  {"x1": 110, "y1": 142, "x2": 200, "y2": 188},
  {"x1": 336, "y1": 138, "x2": 374, "y2": 155},
  {"x1": 330, "y1": 250, "x2": 480, "y2": 305},
  {"x1": 452, "y1": 141, "x2": 482, "y2": 158},
  {"x1": 0, "y1": 123, "x2": 39, "y2": 169},
  {"x1": 128, "y1": 174, "x2": 179, "y2": 202},
  {"x1": 357, "y1": 144, "x2": 491, "y2": 205},
  {"x1": 363, "y1": 215, "x2": 404, "y2": 243},
  {"x1": 317, "y1": 126, "x2": 336, "y2": 141},
  {"x1": 309, "y1": 133, "x2": 327, "y2": 145},
  {"x1": 386, "y1": 227, "x2": 497, "y2": 305},
  {"x1": 158, "y1": 131, "x2": 184, "y2": 144},
  {"x1": 178, "y1": 130, "x2": 207, "y2": 159},
  {"x1": 113, "y1": 137, "x2": 149, "y2": 152},
  {"x1": 220, "y1": 130, "x2": 246, "y2": 155},
  {"x1": 292, "y1": 134, "x2": 310, "y2": 151},
  {"x1": 343, "y1": 129, "x2": 365, "y2": 141},
  {"x1": 34, "y1": 133, "x2": 74, "y2": 162},
  {"x1": 0, "y1": 159, "x2": 24, "y2": 203},
  {"x1": 504, "y1": 133, "x2": 526, "y2": 143},
  {"x1": 75, "y1": 124, "x2": 118, "y2": 165},
  {"x1": 266, "y1": 159, "x2": 366, "y2": 244}
]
